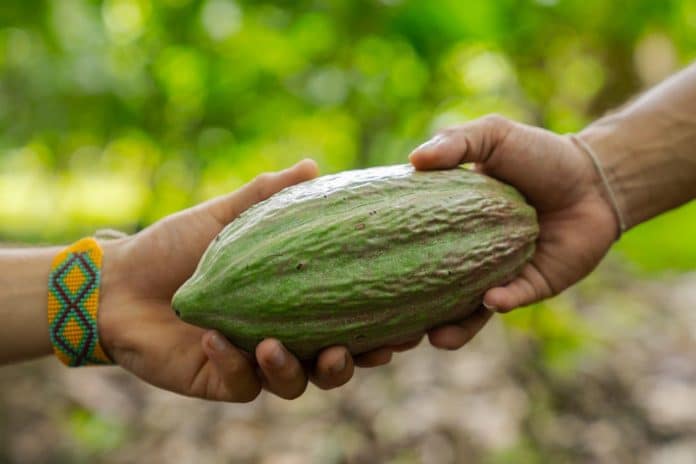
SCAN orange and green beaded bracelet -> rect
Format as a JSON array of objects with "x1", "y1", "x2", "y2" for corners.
[{"x1": 47, "y1": 237, "x2": 112, "y2": 367}]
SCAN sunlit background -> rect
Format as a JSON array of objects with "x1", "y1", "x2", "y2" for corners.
[{"x1": 1, "y1": 1, "x2": 696, "y2": 463}]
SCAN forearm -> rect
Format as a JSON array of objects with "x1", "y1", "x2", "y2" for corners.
[
  {"x1": 580, "y1": 62, "x2": 696, "y2": 229},
  {"x1": 0, "y1": 240, "x2": 125, "y2": 365},
  {"x1": 0, "y1": 247, "x2": 58, "y2": 364}
]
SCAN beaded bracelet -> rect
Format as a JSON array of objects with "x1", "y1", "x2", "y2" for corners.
[{"x1": 47, "y1": 237, "x2": 113, "y2": 367}]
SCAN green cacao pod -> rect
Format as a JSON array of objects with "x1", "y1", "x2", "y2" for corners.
[{"x1": 172, "y1": 164, "x2": 538, "y2": 359}]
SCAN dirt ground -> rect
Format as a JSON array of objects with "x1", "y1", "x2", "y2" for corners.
[{"x1": 2, "y1": 261, "x2": 696, "y2": 464}]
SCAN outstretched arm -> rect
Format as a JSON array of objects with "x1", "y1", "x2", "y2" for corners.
[
  {"x1": 0, "y1": 247, "x2": 60, "y2": 363},
  {"x1": 409, "y1": 62, "x2": 696, "y2": 349},
  {"x1": 0, "y1": 160, "x2": 362, "y2": 401}
]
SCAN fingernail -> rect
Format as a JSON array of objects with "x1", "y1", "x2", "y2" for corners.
[
  {"x1": 329, "y1": 353, "x2": 347, "y2": 374},
  {"x1": 412, "y1": 135, "x2": 443, "y2": 153},
  {"x1": 269, "y1": 344, "x2": 286, "y2": 368},
  {"x1": 209, "y1": 333, "x2": 228, "y2": 352},
  {"x1": 483, "y1": 301, "x2": 498, "y2": 312}
]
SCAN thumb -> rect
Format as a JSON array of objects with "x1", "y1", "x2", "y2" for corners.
[
  {"x1": 409, "y1": 115, "x2": 512, "y2": 171},
  {"x1": 204, "y1": 158, "x2": 319, "y2": 226}
]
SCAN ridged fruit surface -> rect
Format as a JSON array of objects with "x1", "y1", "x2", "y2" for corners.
[{"x1": 172, "y1": 164, "x2": 539, "y2": 359}]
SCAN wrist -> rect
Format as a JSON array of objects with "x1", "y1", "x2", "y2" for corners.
[
  {"x1": 579, "y1": 64, "x2": 696, "y2": 229},
  {"x1": 578, "y1": 115, "x2": 637, "y2": 230},
  {"x1": 98, "y1": 236, "x2": 135, "y2": 362},
  {"x1": 569, "y1": 131, "x2": 626, "y2": 239}
]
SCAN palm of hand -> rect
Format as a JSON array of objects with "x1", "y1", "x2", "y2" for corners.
[{"x1": 102, "y1": 207, "x2": 249, "y2": 399}]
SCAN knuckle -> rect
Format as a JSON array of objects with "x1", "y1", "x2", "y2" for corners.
[
  {"x1": 253, "y1": 172, "x2": 273, "y2": 184},
  {"x1": 252, "y1": 173, "x2": 276, "y2": 200},
  {"x1": 483, "y1": 113, "x2": 509, "y2": 127},
  {"x1": 224, "y1": 357, "x2": 245, "y2": 376}
]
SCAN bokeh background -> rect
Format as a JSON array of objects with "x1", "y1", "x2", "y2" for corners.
[{"x1": 1, "y1": 0, "x2": 695, "y2": 463}]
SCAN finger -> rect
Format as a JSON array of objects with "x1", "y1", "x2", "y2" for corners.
[
  {"x1": 256, "y1": 339, "x2": 308, "y2": 400},
  {"x1": 483, "y1": 262, "x2": 554, "y2": 313},
  {"x1": 201, "y1": 331, "x2": 262, "y2": 402},
  {"x1": 408, "y1": 133, "x2": 465, "y2": 170},
  {"x1": 205, "y1": 158, "x2": 320, "y2": 225},
  {"x1": 310, "y1": 346, "x2": 354, "y2": 390},
  {"x1": 408, "y1": 115, "x2": 512, "y2": 171},
  {"x1": 354, "y1": 347, "x2": 393, "y2": 368},
  {"x1": 427, "y1": 306, "x2": 493, "y2": 350},
  {"x1": 390, "y1": 334, "x2": 424, "y2": 352}
]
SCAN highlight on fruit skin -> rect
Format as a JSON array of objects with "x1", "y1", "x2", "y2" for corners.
[{"x1": 172, "y1": 164, "x2": 539, "y2": 359}]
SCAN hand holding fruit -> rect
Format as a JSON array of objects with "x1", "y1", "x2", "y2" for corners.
[
  {"x1": 410, "y1": 115, "x2": 618, "y2": 350},
  {"x1": 98, "y1": 160, "x2": 364, "y2": 401}
]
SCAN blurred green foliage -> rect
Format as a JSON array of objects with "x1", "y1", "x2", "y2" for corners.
[
  {"x1": 0, "y1": 0, "x2": 694, "y2": 275},
  {"x1": 67, "y1": 408, "x2": 127, "y2": 456},
  {"x1": 504, "y1": 299, "x2": 597, "y2": 376}
]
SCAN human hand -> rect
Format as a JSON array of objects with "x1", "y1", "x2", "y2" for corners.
[
  {"x1": 97, "y1": 160, "x2": 374, "y2": 401},
  {"x1": 408, "y1": 115, "x2": 619, "y2": 349}
]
